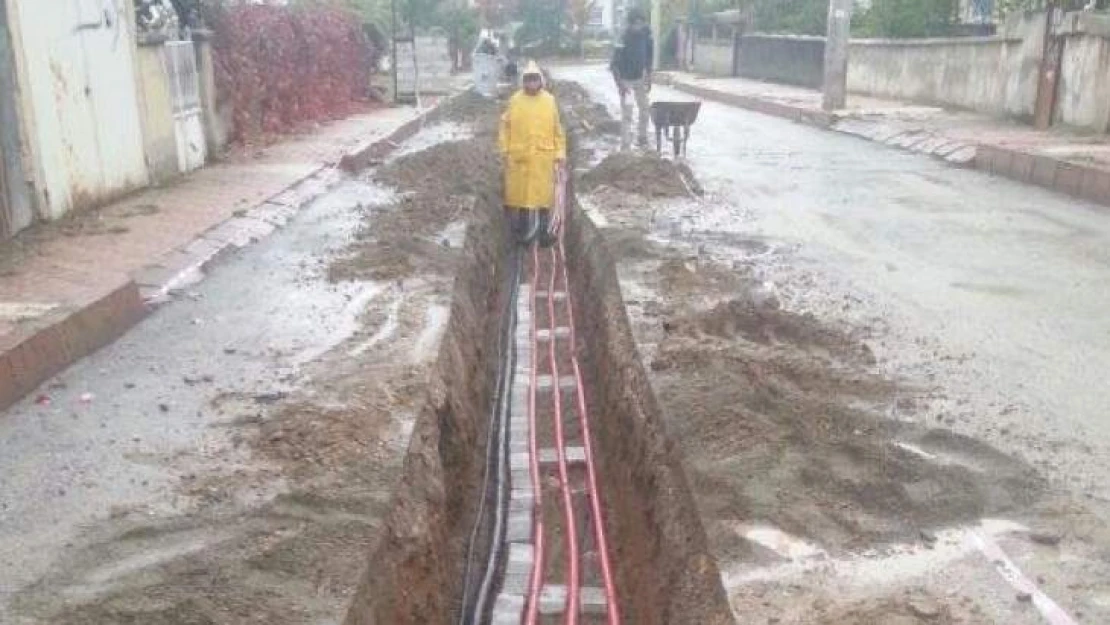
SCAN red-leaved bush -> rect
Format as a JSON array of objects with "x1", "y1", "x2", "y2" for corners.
[{"x1": 204, "y1": 3, "x2": 377, "y2": 143}]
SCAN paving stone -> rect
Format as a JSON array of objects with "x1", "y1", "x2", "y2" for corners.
[
  {"x1": 538, "y1": 585, "x2": 608, "y2": 616},
  {"x1": 492, "y1": 593, "x2": 526, "y2": 625},
  {"x1": 538, "y1": 446, "x2": 587, "y2": 465},
  {"x1": 510, "y1": 452, "x2": 531, "y2": 472},
  {"x1": 536, "y1": 327, "x2": 571, "y2": 341},
  {"x1": 501, "y1": 543, "x2": 534, "y2": 595},
  {"x1": 506, "y1": 510, "x2": 533, "y2": 542},
  {"x1": 536, "y1": 375, "x2": 577, "y2": 390}
]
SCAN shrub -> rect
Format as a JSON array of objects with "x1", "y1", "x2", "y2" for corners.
[{"x1": 204, "y1": 2, "x2": 377, "y2": 143}]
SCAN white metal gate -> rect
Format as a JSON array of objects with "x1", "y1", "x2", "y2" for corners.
[{"x1": 164, "y1": 40, "x2": 207, "y2": 174}]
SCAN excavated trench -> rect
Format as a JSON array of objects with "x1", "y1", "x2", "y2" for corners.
[{"x1": 342, "y1": 93, "x2": 733, "y2": 625}]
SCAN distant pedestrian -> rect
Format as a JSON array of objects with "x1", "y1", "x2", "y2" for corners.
[
  {"x1": 611, "y1": 8, "x2": 654, "y2": 151},
  {"x1": 499, "y1": 61, "x2": 567, "y2": 247},
  {"x1": 477, "y1": 38, "x2": 497, "y2": 55}
]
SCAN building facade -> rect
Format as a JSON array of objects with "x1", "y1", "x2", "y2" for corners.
[{"x1": 0, "y1": 0, "x2": 211, "y2": 239}]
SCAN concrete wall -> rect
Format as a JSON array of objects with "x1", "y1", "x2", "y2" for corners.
[
  {"x1": 738, "y1": 34, "x2": 824, "y2": 88},
  {"x1": 1056, "y1": 33, "x2": 1110, "y2": 131},
  {"x1": 7, "y1": 0, "x2": 149, "y2": 220},
  {"x1": 195, "y1": 37, "x2": 230, "y2": 158},
  {"x1": 1055, "y1": 12, "x2": 1110, "y2": 132},
  {"x1": 692, "y1": 38, "x2": 734, "y2": 77},
  {"x1": 0, "y1": 0, "x2": 32, "y2": 236},
  {"x1": 847, "y1": 35, "x2": 1040, "y2": 119},
  {"x1": 396, "y1": 35, "x2": 454, "y2": 97},
  {"x1": 134, "y1": 43, "x2": 179, "y2": 183},
  {"x1": 687, "y1": 13, "x2": 1055, "y2": 126}
]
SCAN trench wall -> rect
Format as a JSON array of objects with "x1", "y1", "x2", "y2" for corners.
[
  {"x1": 563, "y1": 203, "x2": 735, "y2": 625},
  {"x1": 344, "y1": 154, "x2": 734, "y2": 624},
  {"x1": 343, "y1": 195, "x2": 509, "y2": 625}
]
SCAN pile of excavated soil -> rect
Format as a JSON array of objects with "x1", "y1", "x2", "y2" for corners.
[
  {"x1": 550, "y1": 79, "x2": 621, "y2": 134},
  {"x1": 331, "y1": 99, "x2": 503, "y2": 283},
  {"x1": 376, "y1": 138, "x2": 501, "y2": 200},
  {"x1": 553, "y1": 76, "x2": 1048, "y2": 624},
  {"x1": 327, "y1": 192, "x2": 470, "y2": 282},
  {"x1": 815, "y1": 591, "x2": 983, "y2": 624},
  {"x1": 644, "y1": 257, "x2": 1044, "y2": 551},
  {"x1": 580, "y1": 152, "x2": 703, "y2": 198},
  {"x1": 437, "y1": 89, "x2": 502, "y2": 136}
]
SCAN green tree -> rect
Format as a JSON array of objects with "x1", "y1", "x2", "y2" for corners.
[
  {"x1": 752, "y1": 0, "x2": 827, "y2": 35},
  {"x1": 517, "y1": 0, "x2": 565, "y2": 51},
  {"x1": 855, "y1": 0, "x2": 957, "y2": 38},
  {"x1": 569, "y1": 0, "x2": 598, "y2": 54},
  {"x1": 343, "y1": 0, "x2": 391, "y2": 31}
]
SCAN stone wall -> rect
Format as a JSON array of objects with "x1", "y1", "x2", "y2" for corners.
[
  {"x1": 738, "y1": 34, "x2": 825, "y2": 88},
  {"x1": 684, "y1": 11, "x2": 1110, "y2": 133},
  {"x1": 846, "y1": 35, "x2": 1040, "y2": 120},
  {"x1": 691, "y1": 37, "x2": 734, "y2": 77}
]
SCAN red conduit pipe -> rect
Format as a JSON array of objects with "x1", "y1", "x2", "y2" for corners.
[
  {"x1": 525, "y1": 245, "x2": 546, "y2": 625},
  {"x1": 556, "y1": 234, "x2": 621, "y2": 625},
  {"x1": 547, "y1": 244, "x2": 581, "y2": 625}
]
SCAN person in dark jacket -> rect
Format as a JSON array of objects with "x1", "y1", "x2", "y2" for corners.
[{"x1": 610, "y1": 8, "x2": 654, "y2": 150}]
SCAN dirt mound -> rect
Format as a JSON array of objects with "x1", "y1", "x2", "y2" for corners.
[
  {"x1": 550, "y1": 80, "x2": 621, "y2": 134},
  {"x1": 437, "y1": 90, "x2": 501, "y2": 136},
  {"x1": 376, "y1": 138, "x2": 501, "y2": 200},
  {"x1": 328, "y1": 192, "x2": 470, "y2": 282},
  {"x1": 646, "y1": 266, "x2": 1044, "y2": 550},
  {"x1": 815, "y1": 591, "x2": 980, "y2": 624},
  {"x1": 580, "y1": 152, "x2": 702, "y2": 198},
  {"x1": 437, "y1": 90, "x2": 496, "y2": 125},
  {"x1": 665, "y1": 293, "x2": 876, "y2": 367},
  {"x1": 331, "y1": 106, "x2": 503, "y2": 283}
]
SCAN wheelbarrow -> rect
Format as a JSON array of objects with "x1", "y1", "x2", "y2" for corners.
[{"x1": 650, "y1": 101, "x2": 702, "y2": 159}]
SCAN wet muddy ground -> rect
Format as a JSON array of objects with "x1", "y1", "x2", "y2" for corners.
[
  {"x1": 563, "y1": 66, "x2": 1110, "y2": 624},
  {"x1": 0, "y1": 100, "x2": 491, "y2": 625},
  {"x1": 5, "y1": 70, "x2": 1110, "y2": 625}
]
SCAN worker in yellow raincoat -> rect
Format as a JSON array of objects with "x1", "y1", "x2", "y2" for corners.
[{"x1": 499, "y1": 60, "x2": 566, "y2": 246}]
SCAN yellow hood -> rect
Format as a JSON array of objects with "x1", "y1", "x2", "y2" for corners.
[{"x1": 522, "y1": 60, "x2": 544, "y2": 84}]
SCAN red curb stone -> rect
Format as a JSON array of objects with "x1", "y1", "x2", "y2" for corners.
[
  {"x1": 6, "y1": 341, "x2": 34, "y2": 400},
  {"x1": 1010, "y1": 152, "x2": 1035, "y2": 183},
  {"x1": 1055, "y1": 164, "x2": 1083, "y2": 197},
  {"x1": 996, "y1": 148, "x2": 1017, "y2": 177},
  {"x1": 0, "y1": 356, "x2": 16, "y2": 405},
  {"x1": 0, "y1": 280, "x2": 145, "y2": 411},
  {"x1": 1031, "y1": 156, "x2": 1058, "y2": 188},
  {"x1": 973, "y1": 145, "x2": 997, "y2": 171},
  {"x1": 1080, "y1": 168, "x2": 1110, "y2": 204}
]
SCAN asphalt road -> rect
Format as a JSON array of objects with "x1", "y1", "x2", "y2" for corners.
[
  {"x1": 0, "y1": 174, "x2": 399, "y2": 621},
  {"x1": 566, "y1": 64, "x2": 1110, "y2": 623},
  {"x1": 571, "y1": 65, "x2": 1110, "y2": 509}
]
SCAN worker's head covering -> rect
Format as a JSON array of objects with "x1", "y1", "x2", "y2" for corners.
[
  {"x1": 522, "y1": 60, "x2": 543, "y2": 82},
  {"x1": 521, "y1": 60, "x2": 545, "y2": 92}
]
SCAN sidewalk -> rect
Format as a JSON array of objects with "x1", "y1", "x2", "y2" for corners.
[
  {"x1": 0, "y1": 103, "x2": 431, "y2": 411},
  {"x1": 658, "y1": 72, "x2": 1110, "y2": 207}
]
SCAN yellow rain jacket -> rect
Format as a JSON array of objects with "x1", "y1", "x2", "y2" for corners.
[{"x1": 499, "y1": 71, "x2": 566, "y2": 210}]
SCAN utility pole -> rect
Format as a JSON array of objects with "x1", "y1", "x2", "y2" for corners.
[
  {"x1": 822, "y1": 0, "x2": 852, "y2": 111},
  {"x1": 1034, "y1": 0, "x2": 1062, "y2": 129},
  {"x1": 651, "y1": 0, "x2": 662, "y2": 70},
  {"x1": 390, "y1": 0, "x2": 398, "y2": 104}
]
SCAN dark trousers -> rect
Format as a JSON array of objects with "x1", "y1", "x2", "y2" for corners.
[{"x1": 507, "y1": 207, "x2": 553, "y2": 247}]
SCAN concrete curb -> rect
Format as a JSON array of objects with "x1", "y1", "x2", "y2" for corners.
[
  {"x1": 659, "y1": 75, "x2": 1110, "y2": 208},
  {"x1": 0, "y1": 280, "x2": 145, "y2": 410},
  {"x1": 1, "y1": 105, "x2": 439, "y2": 413}
]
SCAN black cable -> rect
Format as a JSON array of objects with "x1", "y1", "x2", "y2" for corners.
[{"x1": 459, "y1": 244, "x2": 522, "y2": 625}]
